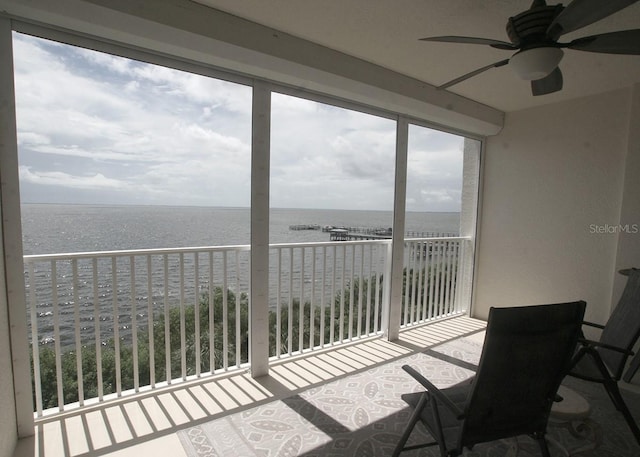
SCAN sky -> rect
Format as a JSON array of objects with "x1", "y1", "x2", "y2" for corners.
[{"x1": 13, "y1": 32, "x2": 465, "y2": 212}]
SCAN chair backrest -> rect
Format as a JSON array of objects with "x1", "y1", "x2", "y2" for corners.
[
  {"x1": 460, "y1": 301, "x2": 586, "y2": 448},
  {"x1": 599, "y1": 268, "x2": 640, "y2": 378}
]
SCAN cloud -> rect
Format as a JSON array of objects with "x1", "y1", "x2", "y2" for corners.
[
  {"x1": 19, "y1": 166, "x2": 127, "y2": 190},
  {"x1": 14, "y1": 33, "x2": 253, "y2": 207},
  {"x1": 74, "y1": 45, "x2": 252, "y2": 115},
  {"x1": 404, "y1": 125, "x2": 464, "y2": 212},
  {"x1": 269, "y1": 93, "x2": 400, "y2": 210},
  {"x1": 13, "y1": 32, "x2": 465, "y2": 212}
]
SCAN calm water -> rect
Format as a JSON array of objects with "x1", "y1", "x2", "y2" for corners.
[
  {"x1": 21, "y1": 204, "x2": 459, "y2": 347},
  {"x1": 21, "y1": 204, "x2": 459, "y2": 254}
]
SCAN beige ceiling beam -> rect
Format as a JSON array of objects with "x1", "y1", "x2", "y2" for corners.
[{"x1": 0, "y1": 0, "x2": 504, "y2": 135}]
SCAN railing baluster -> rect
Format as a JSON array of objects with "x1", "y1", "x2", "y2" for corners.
[
  {"x1": 163, "y1": 254, "x2": 171, "y2": 384},
  {"x1": 444, "y1": 241, "x2": 452, "y2": 314},
  {"x1": 179, "y1": 253, "x2": 186, "y2": 380},
  {"x1": 208, "y1": 251, "x2": 215, "y2": 372},
  {"x1": 348, "y1": 245, "x2": 355, "y2": 340},
  {"x1": 112, "y1": 257, "x2": 121, "y2": 397},
  {"x1": 414, "y1": 242, "x2": 420, "y2": 324},
  {"x1": 357, "y1": 244, "x2": 364, "y2": 338},
  {"x1": 373, "y1": 247, "x2": 381, "y2": 333},
  {"x1": 194, "y1": 253, "x2": 201, "y2": 377},
  {"x1": 276, "y1": 247, "x2": 282, "y2": 358},
  {"x1": 222, "y1": 251, "x2": 229, "y2": 370},
  {"x1": 51, "y1": 261, "x2": 63, "y2": 411},
  {"x1": 402, "y1": 244, "x2": 410, "y2": 326},
  {"x1": 435, "y1": 241, "x2": 444, "y2": 317},
  {"x1": 441, "y1": 242, "x2": 449, "y2": 314},
  {"x1": 421, "y1": 242, "x2": 429, "y2": 321},
  {"x1": 309, "y1": 247, "x2": 316, "y2": 349},
  {"x1": 428, "y1": 242, "x2": 436, "y2": 320},
  {"x1": 93, "y1": 258, "x2": 103, "y2": 401},
  {"x1": 27, "y1": 262, "x2": 43, "y2": 416},
  {"x1": 432, "y1": 241, "x2": 440, "y2": 318},
  {"x1": 235, "y1": 250, "x2": 241, "y2": 367},
  {"x1": 320, "y1": 246, "x2": 326, "y2": 348},
  {"x1": 147, "y1": 255, "x2": 155, "y2": 388},
  {"x1": 382, "y1": 241, "x2": 393, "y2": 331},
  {"x1": 417, "y1": 242, "x2": 425, "y2": 322},
  {"x1": 130, "y1": 255, "x2": 139, "y2": 392},
  {"x1": 441, "y1": 242, "x2": 448, "y2": 315},
  {"x1": 339, "y1": 245, "x2": 346, "y2": 342},
  {"x1": 452, "y1": 241, "x2": 459, "y2": 312},
  {"x1": 411, "y1": 243, "x2": 419, "y2": 324},
  {"x1": 299, "y1": 247, "x2": 305, "y2": 353},
  {"x1": 330, "y1": 245, "x2": 336, "y2": 344},
  {"x1": 455, "y1": 241, "x2": 462, "y2": 312},
  {"x1": 72, "y1": 259, "x2": 84, "y2": 406},
  {"x1": 451, "y1": 241, "x2": 460, "y2": 313},
  {"x1": 288, "y1": 247, "x2": 293, "y2": 356},
  {"x1": 365, "y1": 245, "x2": 372, "y2": 336},
  {"x1": 178, "y1": 252, "x2": 187, "y2": 381}
]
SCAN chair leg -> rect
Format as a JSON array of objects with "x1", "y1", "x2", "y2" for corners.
[
  {"x1": 602, "y1": 378, "x2": 625, "y2": 412},
  {"x1": 535, "y1": 434, "x2": 552, "y2": 457},
  {"x1": 392, "y1": 393, "x2": 428, "y2": 457},
  {"x1": 604, "y1": 379, "x2": 640, "y2": 445}
]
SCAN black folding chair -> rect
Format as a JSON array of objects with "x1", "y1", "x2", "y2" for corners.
[
  {"x1": 393, "y1": 301, "x2": 586, "y2": 457},
  {"x1": 569, "y1": 268, "x2": 640, "y2": 444}
]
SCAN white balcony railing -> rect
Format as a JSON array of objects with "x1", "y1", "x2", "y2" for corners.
[
  {"x1": 269, "y1": 240, "x2": 391, "y2": 359},
  {"x1": 23, "y1": 237, "x2": 467, "y2": 417},
  {"x1": 401, "y1": 237, "x2": 465, "y2": 326}
]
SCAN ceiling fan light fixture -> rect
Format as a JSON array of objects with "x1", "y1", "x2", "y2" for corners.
[{"x1": 510, "y1": 47, "x2": 564, "y2": 80}]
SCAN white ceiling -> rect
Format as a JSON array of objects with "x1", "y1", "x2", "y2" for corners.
[{"x1": 193, "y1": 0, "x2": 640, "y2": 112}]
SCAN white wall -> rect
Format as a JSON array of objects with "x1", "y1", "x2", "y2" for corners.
[
  {"x1": 474, "y1": 88, "x2": 633, "y2": 324},
  {"x1": 612, "y1": 84, "x2": 640, "y2": 307}
]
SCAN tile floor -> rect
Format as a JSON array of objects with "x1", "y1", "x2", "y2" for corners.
[{"x1": 11, "y1": 316, "x2": 494, "y2": 457}]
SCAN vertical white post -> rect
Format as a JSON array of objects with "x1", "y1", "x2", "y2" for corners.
[
  {"x1": 0, "y1": 18, "x2": 35, "y2": 438},
  {"x1": 459, "y1": 138, "x2": 482, "y2": 314},
  {"x1": 250, "y1": 81, "x2": 270, "y2": 377},
  {"x1": 386, "y1": 116, "x2": 408, "y2": 341}
]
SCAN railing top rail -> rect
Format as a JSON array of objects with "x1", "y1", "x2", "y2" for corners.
[
  {"x1": 23, "y1": 244, "x2": 252, "y2": 262},
  {"x1": 404, "y1": 236, "x2": 471, "y2": 242},
  {"x1": 270, "y1": 237, "x2": 470, "y2": 249},
  {"x1": 23, "y1": 236, "x2": 471, "y2": 262}
]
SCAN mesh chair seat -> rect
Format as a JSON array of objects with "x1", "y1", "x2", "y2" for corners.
[
  {"x1": 401, "y1": 378, "x2": 473, "y2": 451},
  {"x1": 393, "y1": 301, "x2": 586, "y2": 457},
  {"x1": 570, "y1": 348, "x2": 612, "y2": 382},
  {"x1": 568, "y1": 268, "x2": 640, "y2": 444}
]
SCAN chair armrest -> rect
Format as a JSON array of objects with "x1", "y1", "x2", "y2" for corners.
[
  {"x1": 578, "y1": 338, "x2": 635, "y2": 356},
  {"x1": 402, "y1": 365, "x2": 465, "y2": 419},
  {"x1": 623, "y1": 351, "x2": 640, "y2": 383},
  {"x1": 582, "y1": 320, "x2": 605, "y2": 330}
]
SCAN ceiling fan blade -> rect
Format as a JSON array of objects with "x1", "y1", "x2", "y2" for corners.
[
  {"x1": 531, "y1": 67, "x2": 563, "y2": 96},
  {"x1": 420, "y1": 36, "x2": 516, "y2": 50},
  {"x1": 438, "y1": 59, "x2": 510, "y2": 90},
  {"x1": 547, "y1": 0, "x2": 639, "y2": 39},
  {"x1": 567, "y1": 30, "x2": 640, "y2": 54}
]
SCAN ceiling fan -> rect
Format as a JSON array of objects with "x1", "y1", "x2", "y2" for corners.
[{"x1": 421, "y1": 0, "x2": 640, "y2": 95}]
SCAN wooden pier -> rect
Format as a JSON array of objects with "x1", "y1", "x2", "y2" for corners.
[
  {"x1": 290, "y1": 223, "x2": 457, "y2": 241},
  {"x1": 329, "y1": 229, "x2": 392, "y2": 241}
]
